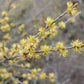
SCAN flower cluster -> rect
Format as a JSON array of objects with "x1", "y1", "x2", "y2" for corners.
[
  {"x1": 0, "y1": 17, "x2": 9, "y2": 24},
  {"x1": 71, "y1": 39, "x2": 84, "y2": 52},
  {"x1": 67, "y1": 1, "x2": 78, "y2": 16},
  {"x1": 22, "y1": 68, "x2": 56, "y2": 83},
  {"x1": 1, "y1": 11, "x2": 8, "y2": 16},
  {"x1": 1, "y1": 24, "x2": 10, "y2": 32},
  {"x1": 3, "y1": 33, "x2": 11, "y2": 40},
  {"x1": 0, "y1": 42, "x2": 8, "y2": 60},
  {"x1": 59, "y1": 21, "x2": 66, "y2": 29},
  {"x1": 39, "y1": 17, "x2": 58, "y2": 39},
  {"x1": 54, "y1": 42, "x2": 69, "y2": 57},
  {"x1": 0, "y1": 68, "x2": 12, "y2": 80},
  {"x1": 20, "y1": 36, "x2": 40, "y2": 60},
  {"x1": 11, "y1": 3, "x2": 17, "y2": 9},
  {"x1": 18, "y1": 24, "x2": 25, "y2": 33},
  {"x1": 40, "y1": 45, "x2": 51, "y2": 56},
  {"x1": 45, "y1": 17, "x2": 54, "y2": 27},
  {"x1": 49, "y1": 73, "x2": 56, "y2": 82}
]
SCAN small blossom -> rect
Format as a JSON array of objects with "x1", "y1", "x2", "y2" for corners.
[
  {"x1": 71, "y1": 8, "x2": 78, "y2": 16},
  {"x1": 54, "y1": 42, "x2": 64, "y2": 50},
  {"x1": 67, "y1": 1, "x2": 73, "y2": 8},
  {"x1": 41, "y1": 45, "x2": 51, "y2": 56},
  {"x1": 3, "y1": 33, "x2": 11, "y2": 40},
  {"x1": 40, "y1": 72, "x2": 46, "y2": 79},
  {"x1": 25, "y1": 63, "x2": 31, "y2": 68},
  {"x1": 39, "y1": 27, "x2": 45, "y2": 35},
  {"x1": 23, "y1": 80, "x2": 29, "y2": 84},
  {"x1": 1, "y1": 24, "x2": 10, "y2": 32},
  {"x1": 71, "y1": 39, "x2": 84, "y2": 52},
  {"x1": 59, "y1": 21, "x2": 66, "y2": 29},
  {"x1": 2, "y1": 11, "x2": 8, "y2": 16},
  {"x1": 49, "y1": 73, "x2": 56, "y2": 82},
  {"x1": 45, "y1": 17, "x2": 54, "y2": 27},
  {"x1": 11, "y1": 3, "x2": 17, "y2": 9}
]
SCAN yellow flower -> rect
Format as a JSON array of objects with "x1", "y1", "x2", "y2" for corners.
[
  {"x1": 23, "y1": 80, "x2": 29, "y2": 84},
  {"x1": 20, "y1": 39, "x2": 26, "y2": 45},
  {"x1": 0, "y1": 18, "x2": 8, "y2": 24},
  {"x1": 11, "y1": 3, "x2": 16, "y2": 9},
  {"x1": 59, "y1": 50, "x2": 69, "y2": 58},
  {"x1": 71, "y1": 40, "x2": 83, "y2": 48},
  {"x1": 25, "y1": 63, "x2": 31, "y2": 68},
  {"x1": 71, "y1": 8, "x2": 78, "y2": 16},
  {"x1": 18, "y1": 24, "x2": 25, "y2": 33},
  {"x1": 40, "y1": 72, "x2": 46, "y2": 79},
  {"x1": 59, "y1": 21, "x2": 66, "y2": 29},
  {"x1": 45, "y1": 17, "x2": 54, "y2": 26},
  {"x1": 67, "y1": 1, "x2": 78, "y2": 16},
  {"x1": 27, "y1": 73, "x2": 32, "y2": 80},
  {"x1": 54, "y1": 42, "x2": 64, "y2": 50},
  {"x1": 31, "y1": 68, "x2": 37, "y2": 73},
  {"x1": 71, "y1": 39, "x2": 84, "y2": 52},
  {"x1": 9, "y1": 60, "x2": 17, "y2": 64},
  {"x1": 49, "y1": 73, "x2": 56, "y2": 82},
  {"x1": 1, "y1": 24, "x2": 10, "y2": 32},
  {"x1": 49, "y1": 73, "x2": 55, "y2": 78},
  {"x1": 41, "y1": 45, "x2": 51, "y2": 56},
  {"x1": 3, "y1": 33, "x2": 11, "y2": 40},
  {"x1": 4, "y1": 73, "x2": 11, "y2": 79},
  {"x1": 2, "y1": 69, "x2": 7, "y2": 73},
  {"x1": 70, "y1": 18, "x2": 75, "y2": 23},
  {"x1": 0, "y1": 42, "x2": 6, "y2": 49},
  {"x1": 67, "y1": 1, "x2": 73, "y2": 8},
  {"x1": 42, "y1": 31, "x2": 50, "y2": 39},
  {"x1": 2, "y1": 11, "x2": 8, "y2": 16},
  {"x1": 10, "y1": 23, "x2": 16, "y2": 27},
  {"x1": 4, "y1": 17, "x2": 9, "y2": 22},
  {"x1": 22, "y1": 74, "x2": 27, "y2": 78},
  {"x1": 50, "y1": 78, "x2": 55, "y2": 82},
  {"x1": 13, "y1": 81, "x2": 18, "y2": 84},
  {"x1": 0, "y1": 17, "x2": 9, "y2": 24},
  {"x1": 19, "y1": 24, "x2": 24, "y2": 29},
  {"x1": 0, "y1": 52, "x2": 4, "y2": 60},
  {"x1": 12, "y1": 43, "x2": 20, "y2": 50},
  {"x1": 37, "y1": 68, "x2": 41, "y2": 72},
  {"x1": 39, "y1": 27, "x2": 45, "y2": 35},
  {"x1": 32, "y1": 73, "x2": 38, "y2": 79},
  {"x1": 49, "y1": 26, "x2": 58, "y2": 37},
  {"x1": 42, "y1": 26, "x2": 58, "y2": 39}
]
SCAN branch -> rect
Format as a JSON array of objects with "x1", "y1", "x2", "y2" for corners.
[{"x1": 34, "y1": 3, "x2": 78, "y2": 38}]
